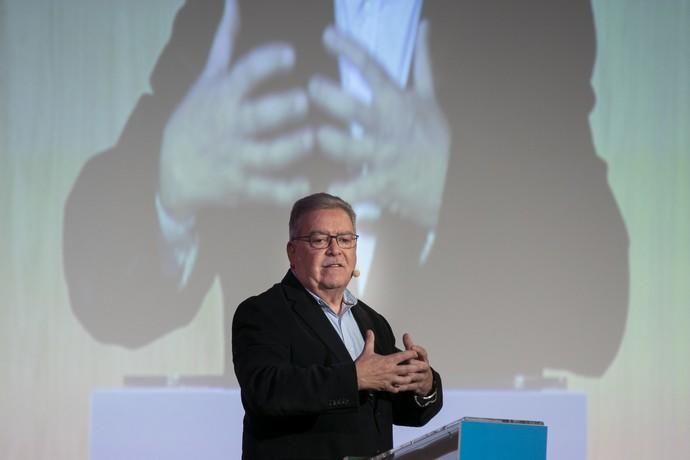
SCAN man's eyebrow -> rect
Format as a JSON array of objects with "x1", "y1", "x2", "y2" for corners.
[
  {"x1": 308, "y1": 231, "x2": 354, "y2": 234},
  {"x1": 306, "y1": 229, "x2": 349, "y2": 233}
]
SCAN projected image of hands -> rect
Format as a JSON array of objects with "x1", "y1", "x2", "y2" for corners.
[
  {"x1": 158, "y1": 10, "x2": 312, "y2": 218},
  {"x1": 308, "y1": 22, "x2": 449, "y2": 228},
  {"x1": 63, "y1": 0, "x2": 629, "y2": 389},
  {"x1": 159, "y1": 13, "x2": 448, "y2": 229}
]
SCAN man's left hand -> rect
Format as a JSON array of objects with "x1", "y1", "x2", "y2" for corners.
[{"x1": 398, "y1": 333, "x2": 434, "y2": 396}]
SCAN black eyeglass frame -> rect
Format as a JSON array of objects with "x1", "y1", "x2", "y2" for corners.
[{"x1": 291, "y1": 232, "x2": 360, "y2": 249}]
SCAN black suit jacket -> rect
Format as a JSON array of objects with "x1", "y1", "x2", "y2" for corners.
[{"x1": 232, "y1": 271, "x2": 442, "y2": 460}]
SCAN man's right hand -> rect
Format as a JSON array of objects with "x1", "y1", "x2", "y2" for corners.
[
  {"x1": 355, "y1": 330, "x2": 420, "y2": 393},
  {"x1": 159, "y1": 0, "x2": 313, "y2": 220}
]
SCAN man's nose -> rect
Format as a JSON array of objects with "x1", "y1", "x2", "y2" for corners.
[{"x1": 325, "y1": 236, "x2": 341, "y2": 254}]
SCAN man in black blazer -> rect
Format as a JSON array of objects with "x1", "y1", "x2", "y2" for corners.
[{"x1": 232, "y1": 193, "x2": 442, "y2": 459}]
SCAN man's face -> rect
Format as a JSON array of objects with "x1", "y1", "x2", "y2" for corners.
[{"x1": 287, "y1": 208, "x2": 357, "y2": 297}]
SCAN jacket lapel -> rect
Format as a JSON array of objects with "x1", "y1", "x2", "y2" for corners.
[
  {"x1": 351, "y1": 303, "x2": 387, "y2": 355},
  {"x1": 281, "y1": 271, "x2": 353, "y2": 364}
]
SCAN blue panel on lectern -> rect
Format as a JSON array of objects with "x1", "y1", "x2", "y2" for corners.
[{"x1": 459, "y1": 417, "x2": 547, "y2": 460}]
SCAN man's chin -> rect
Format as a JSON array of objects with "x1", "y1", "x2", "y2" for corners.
[{"x1": 319, "y1": 276, "x2": 350, "y2": 291}]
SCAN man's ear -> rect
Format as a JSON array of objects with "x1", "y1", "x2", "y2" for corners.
[{"x1": 286, "y1": 241, "x2": 296, "y2": 267}]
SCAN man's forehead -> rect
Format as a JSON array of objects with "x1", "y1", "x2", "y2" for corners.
[{"x1": 298, "y1": 208, "x2": 354, "y2": 232}]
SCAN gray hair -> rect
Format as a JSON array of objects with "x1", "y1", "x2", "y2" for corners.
[{"x1": 289, "y1": 193, "x2": 357, "y2": 239}]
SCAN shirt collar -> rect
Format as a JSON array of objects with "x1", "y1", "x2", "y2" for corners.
[{"x1": 306, "y1": 288, "x2": 359, "y2": 315}]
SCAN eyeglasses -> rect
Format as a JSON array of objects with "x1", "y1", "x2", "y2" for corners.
[{"x1": 291, "y1": 232, "x2": 359, "y2": 249}]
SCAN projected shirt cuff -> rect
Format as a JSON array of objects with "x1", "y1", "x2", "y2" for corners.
[
  {"x1": 419, "y1": 230, "x2": 436, "y2": 265},
  {"x1": 155, "y1": 193, "x2": 199, "y2": 288}
]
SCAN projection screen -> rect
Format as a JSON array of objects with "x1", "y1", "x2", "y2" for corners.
[{"x1": 1, "y1": 0, "x2": 688, "y2": 458}]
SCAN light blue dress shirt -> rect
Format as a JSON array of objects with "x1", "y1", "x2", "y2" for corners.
[{"x1": 306, "y1": 288, "x2": 365, "y2": 361}]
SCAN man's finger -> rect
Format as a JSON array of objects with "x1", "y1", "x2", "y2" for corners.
[
  {"x1": 394, "y1": 362, "x2": 428, "y2": 376},
  {"x1": 403, "y1": 333, "x2": 415, "y2": 351},
  {"x1": 394, "y1": 382, "x2": 423, "y2": 393},
  {"x1": 200, "y1": 0, "x2": 239, "y2": 79},
  {"x1": 411, "y1": 344, "x2": 429, "y2": 363},
  {"x1": 400, "y1": 371, "x2": 428, "y2": 385},
  {"x1": 316, "y1": 125, "x2": 377, "y2": 163},
  {"x1": 328, "y1": 171, "x2": 389, "y2": 208},
  {"x1": 391, "y1": 374, "x2": 413, "y2": 386},
  {"x1": 242, "y1": 129, "x2": 314, "y2": 169},
  {"x1": 332, "y1": 173, "x2": 428, "y2": 226},
  {"x1": 411, "y1": 370, "x2": 431, "y2": 384},
  {"x1": 413, "y1": 20, "x2": 435, "y2": 99},
  {"x1": 387, "y1": 382, "x2": 401, "y2": 393},
  {"x1": 363, "y1": 330, "x2": 375, "y2": 354},
  {"x1": 238, "y1": 89, "x2": 309, "y2": 135},
  {"x1": 308, "y1": 76, "x2": 373, "y2": 127},
  {"x1": 238, "y1": 176, "x2": 310, "y2": 206},
  {"x1": 387, "y1": 375, "x2": 414, "y2": 394},
  {"x1": 322, "y1": 26, "x2": 391, "y2": 92},
  {"x1": 387, "y1": 349, "x2": 418, "y2": 366},
  {"x1": 399, "y1": 358, "x2": 430, "y2": 373},
  {"x1": 227, "y1": 43, "x2": 296, "y2": 98}
]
